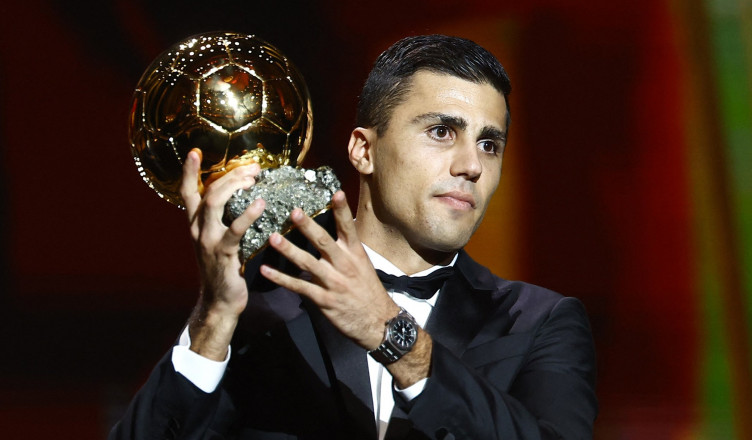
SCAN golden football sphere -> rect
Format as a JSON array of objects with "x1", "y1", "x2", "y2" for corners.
[{"x1": 129, "y1": 32, "x2": 313, "y2": 207}]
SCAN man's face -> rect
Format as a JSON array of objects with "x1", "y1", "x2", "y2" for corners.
[{"x1": 367, "y1": 71, "x2": 508, "y2": 254}]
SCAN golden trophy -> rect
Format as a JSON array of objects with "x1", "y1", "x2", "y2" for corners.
[{"x1": 129, "y1": 32, "x2": 340, "y2": 265}]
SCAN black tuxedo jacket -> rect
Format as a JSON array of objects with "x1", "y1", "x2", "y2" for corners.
[{"x1": 110, "y1": 239, "x2": 597, "y2": 439}]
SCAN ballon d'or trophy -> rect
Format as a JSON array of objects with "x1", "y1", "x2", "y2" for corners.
[{"x1": 129, "y1": 32, "x2": 340, "y2": 268}]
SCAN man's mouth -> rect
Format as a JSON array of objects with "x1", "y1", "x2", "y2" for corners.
[{"x1": 435, "y1": 191, "x2": 476, "y2": 209}]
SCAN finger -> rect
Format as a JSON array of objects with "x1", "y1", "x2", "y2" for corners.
[
  {"x1": 223, "y1": 198, "x2": 265, "y2": 245},
  {"x1": 330, "y1": 191, "x2": 360, "y2": 249},
  {"x1": 203, "y1": 163, "x2": 261, "y2": 200},
  {"x1": 289, "y1": 208, "x2": 343, "y2": 263},
  {"x1": 201, "y1": 163, "x2": 261, "y2": 223},
  {"x1": 260, "y1": 263, "x2": 324, "y2": 303},
  {"x1": 268, "y1": 230, "x2": 331, "y2": 276},
  {"x1": 180, "y1": 149, "x2": 203, "y2": 218}
]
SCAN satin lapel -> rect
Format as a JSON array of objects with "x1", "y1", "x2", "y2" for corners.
[
  {"x1": 384, "y1": 405, "x2": 411, "y2": 439},
  {"x1": 385, "y1": 252, "x2": 505, "y2": 440},
  {"x1": 425, "y1": 250, "x2": 501, "y2": 357},
  {"x1": 306, "y1": 301, "x2": 378, "y2": 440}
]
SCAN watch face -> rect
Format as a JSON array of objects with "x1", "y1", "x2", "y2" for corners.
[{"x1": 390, "y1": 319, "x2": 417, "y2": 350}]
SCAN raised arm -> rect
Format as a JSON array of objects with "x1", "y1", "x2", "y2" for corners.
[
  {"x1": 109, "y1": 149, "x2": 265, "y2": 440},
  {"x1": 180, "y1": 149, "x2": 265, "y2": 361}
]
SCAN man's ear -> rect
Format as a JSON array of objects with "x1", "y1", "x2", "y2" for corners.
[{"x1": 347, "y1": 127, "x2": 376, "y2": 175}]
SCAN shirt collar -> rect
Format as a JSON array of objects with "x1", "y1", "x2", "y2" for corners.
[{"x1": 361, "y1": 243, "x2": 457, "y2": 277}]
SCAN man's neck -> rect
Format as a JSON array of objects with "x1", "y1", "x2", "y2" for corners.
[{"x1": 354, "y1": 218, "x2": 456, "y2": 275}]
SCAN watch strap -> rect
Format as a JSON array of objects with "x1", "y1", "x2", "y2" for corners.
[{"x1": 368, "y1": 308, "x2": 418, "y2": 364}]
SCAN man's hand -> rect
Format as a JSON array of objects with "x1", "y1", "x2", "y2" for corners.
[
  {"x1": 259, "y1": 191, "x2": 399, "y2": 351},
  {"x1": 259, "y1": 191, "x2": 433, "y2": 387},
  {"x1": 181, "y1": 148, "x2": 266, "y2": 360}
]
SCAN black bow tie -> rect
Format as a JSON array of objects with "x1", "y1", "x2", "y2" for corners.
[{"x1": 375, "y1": 266, "x2": 455, "y2": 300}]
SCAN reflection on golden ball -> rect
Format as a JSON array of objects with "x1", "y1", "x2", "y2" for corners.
[{"x1": 129, "y1": 32, "x2": 313, "y2": 207}]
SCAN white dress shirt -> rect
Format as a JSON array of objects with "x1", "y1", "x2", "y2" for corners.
[{"x1": 362, "y1": 244, "x2": 456, "y2": 440}]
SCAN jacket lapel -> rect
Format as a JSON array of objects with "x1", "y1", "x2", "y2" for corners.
[
  {"x1": 306, "y1": 302, "x2": 378, "y2": 440},
  {"x1": 425, "y1": 250, "x2": 503, "y2": 357},
  {"x1": 386, "y1": 251, "x2": 511, "y2": 439}
]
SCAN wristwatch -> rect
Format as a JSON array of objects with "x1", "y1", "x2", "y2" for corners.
[{"x1": 368, "y1": 308, "x2": 419, "y2": 364}]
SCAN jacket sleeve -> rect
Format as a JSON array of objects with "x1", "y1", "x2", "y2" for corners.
[
  {"x1": 108, "y1": 226, "x2": 322, "y2": 440},
  {"x1": 107, "y1": 349, "x2": 234, "y2": 440},
  {"x1": 400, "y1": 297, "x2": 598, "y2": 440}
]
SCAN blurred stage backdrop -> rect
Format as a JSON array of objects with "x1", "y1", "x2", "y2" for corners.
[{"x1": 1, "y1": 0, "x2": 751, "y2": 438}]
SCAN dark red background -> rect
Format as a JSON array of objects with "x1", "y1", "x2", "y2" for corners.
[{"x1": 0, "y1": 0, "x2": 716, "y2": 437}]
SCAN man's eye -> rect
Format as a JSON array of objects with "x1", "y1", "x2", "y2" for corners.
[
  {"x1": 429, "y1": 125, "x2": 452, "y2": 139},
  {"x1": 478, "y1": 140, "x2": 498, "y2": 154}
]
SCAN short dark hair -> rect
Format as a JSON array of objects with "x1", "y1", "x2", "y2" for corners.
[{"x1": 356, "y1": 34, "x2": 512, "y2": 136}]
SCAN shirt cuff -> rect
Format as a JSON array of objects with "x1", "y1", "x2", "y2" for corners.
[
  {"x1": 395, "y1": 377, "x2": 428, "y2": 401},
  {"x1": 171, "y1": 326, "x2": 230, "y2": 393}
]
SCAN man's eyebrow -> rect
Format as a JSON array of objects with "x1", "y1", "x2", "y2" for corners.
[
  {"x1": 480, "y1": 126, "x2": 507, "y2": 144},
  {"x1": 411, "y1": 112, "x2": 468, "y2": 131}
]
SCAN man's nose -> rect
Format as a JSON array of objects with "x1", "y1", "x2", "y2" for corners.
[{"x1": 449, "y1": 140, "x2": 482, "y2": 182}]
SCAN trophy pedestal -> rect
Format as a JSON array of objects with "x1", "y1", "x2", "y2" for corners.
[{"x1": 223, "y1": 165, "x2": 341, "y2": 264}]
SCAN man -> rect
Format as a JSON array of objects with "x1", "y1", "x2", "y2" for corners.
[{"x1": 111, "y1": 34, "x2": 597, "y2": 439}]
